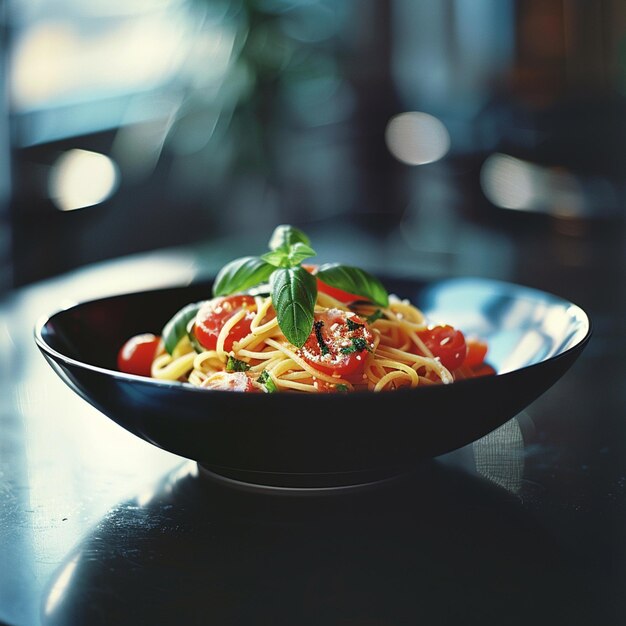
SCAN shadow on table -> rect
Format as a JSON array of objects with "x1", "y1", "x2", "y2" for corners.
[{"x1": 41, "y1": 443, "x2": 603, "y2": 626}]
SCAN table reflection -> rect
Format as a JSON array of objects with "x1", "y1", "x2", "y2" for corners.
[{"x1": 42, "y1": 418, "x2": 602, "y2": 626}]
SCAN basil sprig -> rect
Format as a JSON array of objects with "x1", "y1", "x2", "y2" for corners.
[
  {"x1": 210, "y1": 225, "x2": 318, "y2": 347},
  {"x1": 262, "y1": 242, "x2": 317, "y2": 269},
  {"x1": 213, "y1": 256, "x2": 275, "y2": 298},
  {"x1": 209, "y1": 224, "x2": 389, "y2": 348},
  {"x1": 162, "y1": 302, "x2": 203, "y2": 355},
  {"x1": 316, "y1": 264, "x2": 389, "y2": 308}
]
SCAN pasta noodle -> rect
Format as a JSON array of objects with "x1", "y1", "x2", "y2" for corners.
[
  {"x1": 149, "y1": 293, "x2": 476, "y2": 393},
  {"x1": 117, "y1": 226, "x2": 493, "y2": 392}
]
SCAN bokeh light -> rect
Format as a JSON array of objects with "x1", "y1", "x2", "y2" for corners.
[
  {"x1": 385, "y1": 111, "x2": 450, "y2": 165},
  {"x1": 481, "y1": 153, "x2": 537, "y2": 210},
  {"x1": 49, "y1": 149, "x2": 119, "y2": 211},
  {"x1": 481, "y1": 153, "x2": 585, "y2": 217}
]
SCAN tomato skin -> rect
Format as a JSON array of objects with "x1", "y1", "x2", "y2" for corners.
[
  {"x1": 203, "y1": 371, "x2": 259, "y2": 392},
  {"x1": 416, "y1": 325, "x2": 467, "y2": 371},
  {"x1": 118, "y1": 333, "x2": 161, "y2": 377},
  {"x1": 194, "y1": 295, "x2": 255, "y2": 351},
  {"x1": 303, "y1": 265, "x2": 361, "y2": 304},
  {"x1": 317, "y1": 281, "x2": 361, "y2": 304},
  {"x1": 299, "y1": 309, "x2": 373, "y2": 378},
  {"x1": 465, "y1": 338, "x2": 488, "y2": 368},
  {"x1": 471, "y1": 363, "x2": 496, "y2": 378}
]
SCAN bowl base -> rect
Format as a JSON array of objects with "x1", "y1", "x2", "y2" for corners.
[{"x1": 196, "y1": 463, "x2": 412, "y2": 495}]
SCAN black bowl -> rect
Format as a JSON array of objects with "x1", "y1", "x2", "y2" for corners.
[{"x1": 35, "y1": 277, "x2": 590, "y2": 489}]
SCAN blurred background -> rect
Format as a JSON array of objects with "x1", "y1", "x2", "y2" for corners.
[{"x1": 0, "y1": 0, "x2": 625, "y2": 296}]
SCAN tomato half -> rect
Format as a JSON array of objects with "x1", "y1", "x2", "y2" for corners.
[
  {"x1": 194, "y1": 295, "x2": 255, "y2": 351},
  {"x1": 303, "y1": 265, "x2": 361, "y2": 304},
  {"x1": 416, "y1": 325, "x2": 467, "y2": 371},
  {"x1": 465, "y1": 338, "x2": 488, "y2": 368},
  {"x1": 117, "y1": 333, "x2": 161, "y2": 377},
  {"x1": 299, "y1": 309, "x2": 373, "y2": 378}
]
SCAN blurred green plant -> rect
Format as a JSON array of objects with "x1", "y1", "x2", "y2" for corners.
[{"x1": 166, "y1": 0, "x2": 346, "y2": 190}]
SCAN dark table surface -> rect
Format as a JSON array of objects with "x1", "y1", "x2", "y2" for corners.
[{"x1": 1, "y1": 219, "x2": 625, "y2": 626}]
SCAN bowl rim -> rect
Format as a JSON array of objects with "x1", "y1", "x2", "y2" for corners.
[{"x1": 33, "y1": 276, "x2": 592, "y2": 398}]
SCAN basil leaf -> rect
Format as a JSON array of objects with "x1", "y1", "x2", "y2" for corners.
[
  {"x1": 286, "y1": 242, "x2": 316, "y2": 266},
  {"x1": 335, "y1": 383, "x2": 349, "y2": 392},
  {"x1": 162, "y1": 302, "x2": 203, "y2": 355},
  {"x1": 316, "y1": 264, "x2": 389, "y2": 307},
  {"x1": 261, "y1": 249, "x2": 289, "y2": 268},
  {"x1": 313, "y1": 320, "x2": 329, "y2": 355},
  {"x1": 262, "y1": 242, "x2": 316, "y2": 268},
  {"x1": 346, "y1": 317, "x2": 364, "y2": 331},
  {"x1": 213, "y1": 256, "x2": 275, "y2": 297},
  {"x1": 187, "y1": 323, "x2": 205, "y2": 354},
  {"x1": 226, "y1": 356, "x2": 251, "y2": 372},
  {"x1": 270, "y1": 266, "x2": 317, "y2": 347},
  {"x1": 268, "y1": 224, "x2": 310, "y2": 251},
  {"x1": 340, "y1": 336, "x2": 371, "y2": 355},
  {"x1": 258, "y1": 370, "x2": 277, "y2": 393}
]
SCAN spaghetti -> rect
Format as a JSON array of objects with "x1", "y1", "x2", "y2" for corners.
[
  {"x1": 116, "y1": 225, "x2": 492, "y2": 392},
  {"x1": 145, "y1": 290, "x2": 487, "y2": 393}
]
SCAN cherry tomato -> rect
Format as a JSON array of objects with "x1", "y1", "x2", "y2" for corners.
[
  {"x1": 471, "y1": 363, "x2": 496, "y2": 378},
  {"x1": 299, "y1": 309, "x2": 373, "y2": 378},
  {"x1": 203, "y1": 371, "x2": 259, "y2": 392},
  {"x1": 303, "y1": 265, "x2": 361, "y2": 303},
  {"x1": 194, "y1": 295, "x2": 255, "y2": 351},
  {"x1": 465, "y1": 338, "x2": 488, "y2": 368},
  {"x1": 117, "y1": 333, "x2": 160, "y2": 377},
  {"x1": 416, "y1": 325, "x2": 467, "y2": 371}
]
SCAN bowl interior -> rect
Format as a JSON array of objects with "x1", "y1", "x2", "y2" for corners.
[
  {"x1": 36, "y1": 277, "x2": 591, "y2": 488},
  {"x1": 40, "y1": 277, "x2": 589, "y2": 376},
  {"x1": 419, "y1": 278, "x2": 589, "y2": 373}
]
